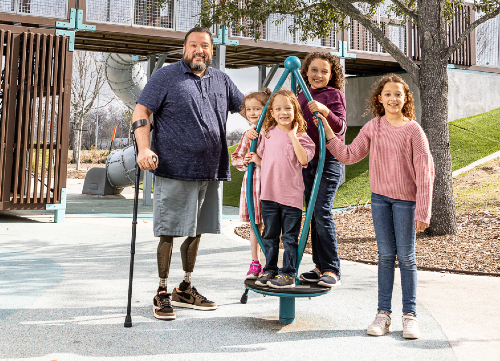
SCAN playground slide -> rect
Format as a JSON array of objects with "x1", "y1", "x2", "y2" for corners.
[{"x1": 83, "y1": 54, "x2": 147, "y2": 195}]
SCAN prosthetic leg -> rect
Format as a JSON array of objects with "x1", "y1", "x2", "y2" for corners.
[{"x1": 179, "y1": 235, "x2": 201, "y2": 289}]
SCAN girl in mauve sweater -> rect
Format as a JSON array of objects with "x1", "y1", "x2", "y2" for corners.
[
  {"x1": 297, "y1": 52, "x2": 346, "y2": 289},
  {"x1": 315, "y1": 74, "x2": 434, "y2": 340}
]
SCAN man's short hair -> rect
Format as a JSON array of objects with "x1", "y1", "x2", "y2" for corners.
[{"x1": 184, "y1": 27, "x2": 213, "y2": 46}]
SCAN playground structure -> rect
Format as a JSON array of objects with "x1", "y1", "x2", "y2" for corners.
[
  {"x1": 243, "y1": 56, "x2": 330, "y2": 324},
  {"x1": 0, "y1": 0, "x2": 499, "y2": 220}
]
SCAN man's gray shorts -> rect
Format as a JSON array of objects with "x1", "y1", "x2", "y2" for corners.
[{"x1": 153, "y1": 176, "x2": 222, "y2": 237}]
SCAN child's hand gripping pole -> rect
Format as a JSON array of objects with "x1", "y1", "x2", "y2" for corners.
[{"x1": 245, "y1": 67, "x2": 293, "y2": 253}]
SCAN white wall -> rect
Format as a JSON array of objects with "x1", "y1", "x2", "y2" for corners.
[
  {"x1": 345, "y1": 69, "x2": 500, "y2": 127},
  {"x1": 447, "y1": 69, "x2": 500, "y2": 121},
  {"x1": 345, "y1": 72, "x2": 421, "y2": 126}
]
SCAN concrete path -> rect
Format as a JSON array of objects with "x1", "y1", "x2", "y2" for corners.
[{"x1": 0, "y1": 179, "x2": 499, "y2": 361}]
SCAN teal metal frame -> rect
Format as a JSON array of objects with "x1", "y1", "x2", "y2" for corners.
[{"x1": 245, "y1": 56, "x2": 328, "y2": 324}]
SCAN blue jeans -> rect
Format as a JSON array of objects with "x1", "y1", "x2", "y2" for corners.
[
  {"x1": 261, "y1": 200, "x2": 302, "y2": 276},
  {"x1": 371, "y1": 192, "x2": 417, "y2": 315},
  {"x1": 302, "y1": 156, "x2": 343, "y2": 277}
]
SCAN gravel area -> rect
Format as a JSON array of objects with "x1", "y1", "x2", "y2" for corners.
[{"x1": 234, "y1": 208, "x2": 500, "y2": 276}]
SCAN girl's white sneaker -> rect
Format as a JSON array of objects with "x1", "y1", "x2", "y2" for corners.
[
  {"x1": 402, "y1": 313, "x2": 421, "y2": 339},
  {"x1": 367, "y1": 311, "x2": 391, "y2": 336}
]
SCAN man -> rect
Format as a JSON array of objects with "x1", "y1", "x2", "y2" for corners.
[{"x1": 133, "y1": 27, "x2": 244, "y2": 320}]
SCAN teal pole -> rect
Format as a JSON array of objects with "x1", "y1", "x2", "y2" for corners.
[
  {"x1": 245, "y1": 56, "x2": 326, "y2": 274},
  {"x1": 279, "y1": 297, "x2": 296, "y2": 324}
]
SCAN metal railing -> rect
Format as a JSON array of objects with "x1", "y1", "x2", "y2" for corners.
[
  {"x1": 0, "y1": 0, "x2": 68, "y2": 18},
  {"x1": 85, "y1": 0, "x2": 202, "y2": 31}
]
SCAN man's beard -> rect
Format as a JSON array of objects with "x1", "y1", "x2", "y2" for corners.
[{"x1": 184, "y1": 52, "x2": 211, "y2": 72}]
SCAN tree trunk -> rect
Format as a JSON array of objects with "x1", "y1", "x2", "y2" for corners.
[
  {"x1": 419, "y1": 0, "x2": 458, "y2": 235},
  {"x1": 72, "y1": 128, "x2": 82, "y2": 171}
]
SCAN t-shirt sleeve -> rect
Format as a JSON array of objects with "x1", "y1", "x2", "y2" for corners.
[
  {"x1": 225, "y1": 74, "x2": 244, "y2": 114},
  {"x1": 257, "y1": 133, "x2": 266, "y2": 157},
  {"x1": 136, "y1": 69, "x2": 168, "y2": 114},
  {"x1": 298, "y1": 133, "x2": 316, "y2": 167}
]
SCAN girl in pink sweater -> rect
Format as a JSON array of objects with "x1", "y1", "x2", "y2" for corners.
[
  {"x1": 250, "y1": 89, "x2": 315, "y2": 289},
  {"x1": 315, "y1": 74, "x2": 434, "y2": 339}
]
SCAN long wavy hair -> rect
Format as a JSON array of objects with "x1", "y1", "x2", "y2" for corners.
[
  {"x1": 365, "y1": 74, "x2": 416, "y2": 119},
  {"x1": 263, "y1": 89, "x2": 307, "y2": 137},
  {"x1": 299, "y1": 52, "x2": 345, "y2": 93}
]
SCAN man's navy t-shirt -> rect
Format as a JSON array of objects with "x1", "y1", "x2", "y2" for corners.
[{"x1": 136, "y1": 59, "x2": 244, "y2": 181}]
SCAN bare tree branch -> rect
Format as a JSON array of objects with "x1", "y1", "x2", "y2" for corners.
[
  {"x1": 391, "y1": 0, "x2": 419, "y2": 23},
  {"x1": 443, "y1": 6, "x2": 500, "y2": 61},
  {"x1": 331, "y1": 0, "x2": 420, "y2": 84}
]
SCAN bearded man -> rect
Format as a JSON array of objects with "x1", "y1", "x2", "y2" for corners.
[{"x1": 132, "y1": 27, "x2": 244, "y2": 320}]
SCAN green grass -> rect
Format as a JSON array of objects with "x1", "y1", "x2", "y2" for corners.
[
  {"x1": 224, "y1": 144, "x2": 245, "y2": 207},
  {"x1": 222, "y1": 107, "x2": 500, "y2": 208},
  {"x1": 449, "y1": 107, "x2": 500, "y2": 171}
]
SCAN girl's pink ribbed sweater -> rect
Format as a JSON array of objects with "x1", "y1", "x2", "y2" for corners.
[{"x1": 326, "y1": 116, "x2": 435, "y2": 224}]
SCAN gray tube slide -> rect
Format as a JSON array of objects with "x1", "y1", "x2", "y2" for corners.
[{"x1": 83, "y1": 54, "x2": 148, "y2": 195}]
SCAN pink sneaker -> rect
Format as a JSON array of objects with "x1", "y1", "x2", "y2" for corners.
[{"x1": 246, "y1": 260, "x2": 262, "y2": 280}]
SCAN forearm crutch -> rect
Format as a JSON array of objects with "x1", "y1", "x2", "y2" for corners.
[{"x1": 124, "y1": 119, "x2": 152, "y2": 328}]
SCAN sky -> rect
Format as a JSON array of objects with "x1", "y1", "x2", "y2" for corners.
[
  {"x1": 225, "y1": 67, "x2": 288, "y2": 133},
  {"x1": 98, "y1": 59, "x2": 289, "y2": 134}
]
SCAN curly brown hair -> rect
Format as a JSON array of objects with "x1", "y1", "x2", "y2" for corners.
[
  {"x1": 299, "y1": 52, "x2": 345, "y2": 93},
  {"x1": 239, "y1": 88, "x2": 272, "y2": 122},
  {"x1": 263, "y1": 89, "x2": 306, "y2": 137},
  {"x1": 365, "y1": 74, "x2": 416, "y2": 119}
]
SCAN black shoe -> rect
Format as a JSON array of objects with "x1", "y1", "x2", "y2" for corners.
[
  {"x1": 153, "y1": 290, "x2": 176, "y2": 320},
  {"x1": 317, "y1": 272, "x2": 341, "y2": 288},
  {"x1": 255, "y1": 270, "x2": 277, "y2": 286},
  {"x1": 299, "y1": 268, "x2": 322, "y2": 283},
  {"x1": 171, "y1": 285, "x2": 217, "y2": 310}
]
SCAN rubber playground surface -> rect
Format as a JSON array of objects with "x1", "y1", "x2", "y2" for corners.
[{"x1": 0, "y1": 179, "x2": 499, "y2": 361}]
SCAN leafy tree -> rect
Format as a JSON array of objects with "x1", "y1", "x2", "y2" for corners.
[{"x1": 199, "y1": 0, "x2": 500, "y2": 235}]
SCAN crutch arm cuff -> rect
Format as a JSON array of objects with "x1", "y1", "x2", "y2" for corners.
[{"x1": 131, "y1": 118, "x2": 150, "y2": 134}]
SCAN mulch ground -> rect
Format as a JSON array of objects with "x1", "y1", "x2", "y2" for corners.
[{"x1": 234, "y1": 208, "x2": 500, "y2": 276}]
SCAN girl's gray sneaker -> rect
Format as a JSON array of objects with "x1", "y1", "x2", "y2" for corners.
[
  {"x1": 255, "y1": 270, "x2": 277, "y2": 286},
  {"x1": 267, "y1": 273, "x2": 295, "y2": 288}
]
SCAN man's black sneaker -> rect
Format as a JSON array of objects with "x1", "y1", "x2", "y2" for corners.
[
  {"x1": 255, "y1": 270, "x2": 277, "y2": 286},
  {"x1": 153, "y1": 290, "x2": 176, "y2": 320},
  {"x1": 171, "y1": 285, "x2": 217, "y2": 310},
  {"x1": 317, "y1": 272, "x2": 341, "y2": 288},
  {"x1": 299, "y1": 268, "x2": 322, "y2": 283}
]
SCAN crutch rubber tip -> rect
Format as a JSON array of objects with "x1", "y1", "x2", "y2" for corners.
[
  {"x1": 240, "y1": 289, "x2": 249, "y2": 304},
  {"x1": 124, "y1": 315, "x2": 132, "y2": 328}
]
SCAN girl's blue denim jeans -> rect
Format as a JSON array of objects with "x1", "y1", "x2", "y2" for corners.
[
  {"x1": 302, "y1": 156, "x2": 343, "y2": 277},
  {"x1": 371, "y1": 192, "x2": 417, "y2": 316},
  {"x1": 261, "y1": 200, "x2": 302, "y2": 276}
]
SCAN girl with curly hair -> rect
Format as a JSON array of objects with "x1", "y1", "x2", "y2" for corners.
[
  {"x1": 315, "y1": 73, "x2": 434, "y2": 339},
  {"x1": 297, "y1": 52, "x2": 346, "y2": 288}
]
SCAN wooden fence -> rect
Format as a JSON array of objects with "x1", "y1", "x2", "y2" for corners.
[{"x1": 0, "y1": 26, "x2": 73, "y2": 213}]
